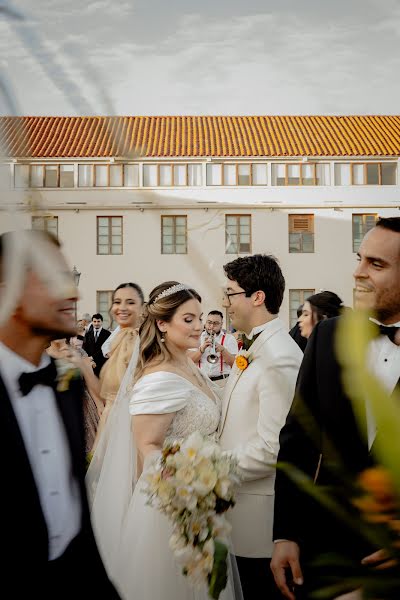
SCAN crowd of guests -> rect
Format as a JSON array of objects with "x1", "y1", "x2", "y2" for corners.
[
  {"x1": 66, "y1": 288, "x2": 345, "y2": 455},
  {"x1": 2, "y1": 216, "x2": 399, "y2": 600}
]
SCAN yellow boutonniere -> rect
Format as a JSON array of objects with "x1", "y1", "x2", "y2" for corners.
[
  {"x1": 235, "y1": 350, "x2": 252, "y2": 371},
  {"x1": 55, "y1": 359, "x2": 81, "y2": 392}
]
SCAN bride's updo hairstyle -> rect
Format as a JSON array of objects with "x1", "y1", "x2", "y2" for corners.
[{"x1": 136, "y1": 281, "x2": 201, "y2": 378}]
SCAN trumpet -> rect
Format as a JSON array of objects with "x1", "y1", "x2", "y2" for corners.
[{"x1": 207, "y1": 333, "x2": 219, "y2": 364}]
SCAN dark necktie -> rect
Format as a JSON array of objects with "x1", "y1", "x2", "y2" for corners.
[
  {"x1": 18, "y1": 361, "x2": 58, "y2": 397},
  {"x1": 378, "y1": 325, "x2": 400, "y2": 344},
  {"x1": 94, "y1": 331, "x2": 98, "y2": 342},
  {"x1": 241, "y1": 331, "x2": 262, "y2": 351}
]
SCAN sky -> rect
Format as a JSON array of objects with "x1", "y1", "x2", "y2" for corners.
[{"x1": 0, "y1": 0, "x2": 400, "y2": 115}]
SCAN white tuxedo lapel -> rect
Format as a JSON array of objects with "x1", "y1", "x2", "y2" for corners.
[
  {"x1": 219, "y1": 318, "x2": 285, "y2": 436},
  {"x1": 219, "y1": 365, "x2": 244, "y2": 435}
]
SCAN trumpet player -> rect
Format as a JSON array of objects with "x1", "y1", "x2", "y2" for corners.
[{"x1": 189, "y1": 310, "x2": 238, "y2": 385}]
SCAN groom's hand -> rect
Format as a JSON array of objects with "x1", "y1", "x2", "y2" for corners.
[{"x1": 271, "y1": 541, "x2": 303, "y2": 600}]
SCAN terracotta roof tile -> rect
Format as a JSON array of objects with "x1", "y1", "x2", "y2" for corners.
[{"x1": 1, "y1": 116, "x2": 400, "y2": 158}]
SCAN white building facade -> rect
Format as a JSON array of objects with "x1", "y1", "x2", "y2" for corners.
[{"x1": 1, "y1": 115, "x2": 399, "y2": 327}]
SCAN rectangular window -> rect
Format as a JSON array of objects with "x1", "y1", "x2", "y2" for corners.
[
  {"x1": 123, "y1": 164, "x2": 139, "y2": 187},
  {"x1": 381, "y1": 163, "x2": 397, "y2": 185},
  {"x1": 173, "y1": 165, "x2": 187, "y2": 186},
  {"x1": 301, "y1": 164, "x2": 314, "y2": 186},
  {"x1": 336, "y1": 163, "x2": 397, "y2": 185},
  {"x1": 206, "y1": 164, "x2": 222, "y2": 186},
  {"x1": 272, "y1": 163, "x2": 286, "y2": 186},
  {"x1": 110, "y1": 165, "x2": 123, "y2": 187},
  {"x1": 159, "y1": 165, "x2": 173, "y2": 186},
  {"x1": 289, "y1": 214, "x2": 314, "y2": 253},
  {"x1": 316, "y1": 163, "x2": 330, "y2": 185},
  {"x1": 352, "y1": 214, "x2": 377, "y2": 253},
  {"x1": 97, "y1": 216, "x2": 123, "y2": 255},
  {"x1": 366, "y1": 163, "x2": 379, "y2": 185},
  {"x1": 96, "y1": 290, "x2": 114, "y2": 329},
  {"x1": 188, "y1": 164, "x2": 202, "y2": 186},
  {"x1": 224, "y1": 164, "x2": 236, "y2": 186},
  {"x1": 251, "y1": 163, "x2": 268, "y2": 185},
  {"x1": 14, "y1": 164, "x2": 30, "y2": 188},
  {"x1": 60, "y1": 165, "x2": 74, "y2": 187},
  {"x1": 143, "y1": 164, "x2": 158, "y2": 187},
  {"x1": 289, "y1": 289, "x2": 315, "y2": 328},
  {"x1": 161, "y1": 216, "x2": 187, "y2": 254},
  {"x1": 334, "y1": 163, "x2": 351, "y2": 186},
  {"x1": 44, "y1": 165, "x2": 58, "y2": 187},
  {"x1": 208, "y1": 163, "x2": 268, "y2": 186},
  {"x1": 353, "y1": 164, "x2": 364, "y2": 185},
  {"x1": 287, "y1": 164, "x2": 300, "y2": 185},
  {"x1": 78, "y1": 165, "x2": 94, "y2": 187},
  {"x1": 32, "y1": 216, "x2": 58, "y2": 238},
  {"x1": 237, "y1": 164, "x2": 251, "y2": 185},
  {"x1": 273, "y1": 163, "x2": 329, "y2": 185},
  {"x1": 95, "y1": 165, "x2": 109, "y2": 187},
  {"x1": 225, "y1": 215, "x2": 251, "y2": 254},
  {"x1": 31, "y1": 165, "x2": 44, "y2": 188}
]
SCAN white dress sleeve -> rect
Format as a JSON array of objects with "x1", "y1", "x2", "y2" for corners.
[{"x1": 129, "y1": 372, "x2": 191, "y2": 416}]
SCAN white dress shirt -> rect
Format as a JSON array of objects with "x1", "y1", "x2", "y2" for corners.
[
  {"x1": 245, "y1": 320, "x2": 275, "y2": 340},
  {"x1": 198, "y1": 330, "x2": 238, "y2": 377},
  {"x1": 366, "y1": 320, "x2": 400, "y2": 449},
  {"x1": 0, "y1": 342, "x2": 81, "y2": 560},
  {"x1": 93, "y1": 326, "x2": 102, "y2": 342}
]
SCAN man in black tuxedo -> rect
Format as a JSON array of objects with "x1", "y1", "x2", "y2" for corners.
[
  {"x1": 271, "y1": 217, "x2": 400, "y2": 599},
  {"x1": 0, "y1": 230, "x2": 119, "y2": 599},
  {"x1": 82, "y1": 313, "x2": 111, "y2": 376}
]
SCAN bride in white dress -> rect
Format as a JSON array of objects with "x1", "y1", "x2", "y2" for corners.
[{"x1": 86, "y1": 281, "x2": 242, "y2": 600}]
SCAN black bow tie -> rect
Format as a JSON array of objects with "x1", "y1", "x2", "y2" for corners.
[
  {"x1": 241, "y1": 331, "x2": 262, "y2": 351},
  {"x1": 378, "y1": 325, "x2": 400, "y2": 344},
  {"x1": 18, "y1": 361, "x2": 58, "y2": 397}
]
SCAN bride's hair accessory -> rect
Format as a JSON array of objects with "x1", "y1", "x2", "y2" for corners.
[{"x1": 153, "y1": 283, "x2": 190, "y2": 303}]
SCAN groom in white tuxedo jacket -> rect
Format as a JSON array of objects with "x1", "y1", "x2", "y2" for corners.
[{"x1": 219, "y1": 254, "x2": 302, "y2": 599}]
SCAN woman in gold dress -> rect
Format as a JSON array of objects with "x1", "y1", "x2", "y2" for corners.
[{"x1": 91, "y1": 282, "x2": 144, "y2": 452}]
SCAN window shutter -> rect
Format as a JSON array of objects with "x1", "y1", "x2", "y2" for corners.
[{"x1": 289, "y1": 215, "x2": 314, "y2": 233}]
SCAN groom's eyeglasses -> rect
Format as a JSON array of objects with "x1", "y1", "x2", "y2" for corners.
[{"x1": 222, "y1": 291, "x2": 247, "y2": 306}]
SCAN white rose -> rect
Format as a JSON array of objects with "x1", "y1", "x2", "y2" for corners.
[
  {"x1": 175, "y1": 485, "x2": 198, "y2": 511},
  {"x1": 175, "y1": 465, "x2": 196, "y2": 485},
  {"x1": 192, "y1": 466, "x2": 218, "y2": 497},
  {"x1": 215, "y1": 477, "x2": 232, "y2": 500}
]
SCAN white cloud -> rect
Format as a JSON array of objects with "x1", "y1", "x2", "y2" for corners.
[{"x1": 0, "y1": 0, "x2": 400, "y2": 115}]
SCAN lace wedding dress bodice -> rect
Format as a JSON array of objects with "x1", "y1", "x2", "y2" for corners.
[{"x1": 129, "y1": 371, "x2": 221, "y2": 443}]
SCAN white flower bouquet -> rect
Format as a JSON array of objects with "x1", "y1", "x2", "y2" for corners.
[{"x1": 143, "y1": 431, "x2": 241, "y2": 599}]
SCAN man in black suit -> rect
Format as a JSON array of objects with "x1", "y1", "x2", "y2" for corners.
[
  {"x1": 82, "y1": 313, "x2": 111, "y2": 376},
  {"x1": 271, "y1": 217, "x2": 400, "y2": 599},
  {"x1": 0, "y1": 230, "x2": 119, "y2": 599}
]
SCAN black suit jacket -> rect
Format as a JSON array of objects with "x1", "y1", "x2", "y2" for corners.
[
  {"x1": 82, "y1": 327, "x2": 111, "y2": 376},
  {"x1": 274, "y1": 317, "x2": 373, "y2": 559},
  {"x1": 1, "y1": 362, "x2": 119, "y2": 597}
]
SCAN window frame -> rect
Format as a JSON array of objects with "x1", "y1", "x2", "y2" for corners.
[
  {"x1": 161, "y1": 215, "x2": 188, "y2": 255},
  {"x1": 207, "y1": 162, "x2": 268, "y2": 186},
  {"x1": 289, "y1": 288, "x2": 315, "y2": 328},
  {"x1": 288, "y1": 214, "x2": 315, "y2": 254},
  {"x1": 225, "y1": 214, "x2": 252, "y2": 255},
  {"x1": 352, "y1": 213, "x2": 378, "y2": 253},
  {"x1": 273, "y1": 163, "x2": 328, "y2": 186},
  {"x1": 335, "y1": 162, "x2": 397, "y2": 186},
  {"x1": 96, "y1": 216, "x2": 123, "y2": 255},
  {"x1": 96, "y1": 290, "x2": 114, "y2": 329}
]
